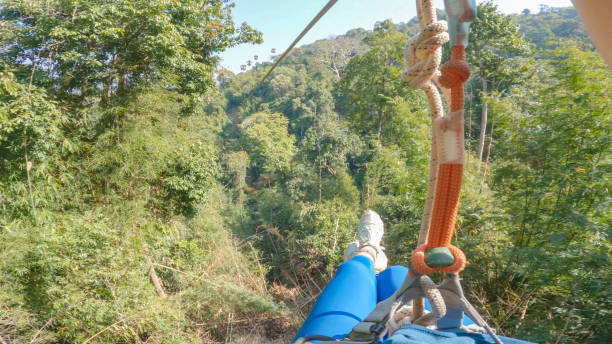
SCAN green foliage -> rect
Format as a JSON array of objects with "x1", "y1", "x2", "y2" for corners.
[
  {"x1": 297, "y1": 200, "x2": 360, "y2": 276},
  {"x1": 335, "y1": 21, "x2": 414, "y2": 142},
  {"x1": 0, "y1": 0, "x2": 262, "y2": 105},
  {"x1": 0, "y1": 1, "x2": 283, "y2": 340},
  {"x1": 223, "y1": 151, "x2": 250, "y2": 189},
  {"x1": 468, "y1": 1, "x2": 532, "y2": 78},
  {"x1": 1, "y1": 199, "x2": 281, "y2": 343},
  {"x1": 512, "y1": 7, "x2": 591, "y2": 50},
  {"x1": 80, "y1": 91, "x2": 221, "y2": 218},
  {"x1": 300, "y1": 114, "x2": 360, "y2": 174},
  {"x1": 0, "y1": 94, "x2": 285, "y2": 342},
  {"x1": 0, "y1": 3, "x2": 608, "y2": 343},
  {"x1": 0, "y1": 72, "x2": 65, "y2": 163},
  {"x1": 159, "y1": 140, "x2": 219, "y2": 217},
  {"x1": 221, "y1": 8, "x2": 610, "y2": 344},
  {"x1": 488, "y1": 46, "x2": 611, "y2": 343},
  {"x1": 0, "y1": 70, "x2": 68, "y2": 217},
  {"x1": 240, "y1": 112, "x2": 296, "y2": 176},
  {"x1": 464, "y1": 1, "x2": 532, "y2": 155}
]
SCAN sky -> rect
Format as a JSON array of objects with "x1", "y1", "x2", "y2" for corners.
[{"x1": 219, "y1": 0, "x2": 574, "y2": 73}]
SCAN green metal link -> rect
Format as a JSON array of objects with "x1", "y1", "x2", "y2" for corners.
[{"x1": 425, "y1": 246, "x2": 455, "y2": 267}]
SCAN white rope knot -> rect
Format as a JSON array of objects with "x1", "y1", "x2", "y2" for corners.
[{"x1": 402, "y1": 21, "x2": 449, "y2": 89}]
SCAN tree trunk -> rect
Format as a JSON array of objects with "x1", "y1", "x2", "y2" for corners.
[
  {"x1": 377, "y1": 76, "x2": 386, "y2": 143},
  {"x1": 117, "y1": 73, "x2": 126, "y2": 98},
  {"x1": 25, "y1": 147, "x2": 36, "y2": 219},
  {"x1": 480, "y1": 118, "x2": 495, "y2": 193},
  {"x1": 477, "y1": 63, "x2": 488, "y2": 163},
  {"x1": 377, "y1": 111, "x2": 383, "y2": 143},
  {"x1": 101, "y1": 80, "x2": 111, "y2": 106},
  {"x1": 330, "y1": 58, "x2": 340, "y2": 79},
  {"x1": 312, "y1": 104, "x2": 322, "y2": 202},
  {"x1": 147, "y1": 259, "x2": 167, "y2": 298}
]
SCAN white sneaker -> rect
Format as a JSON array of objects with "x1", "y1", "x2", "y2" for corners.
[
  {"x1": 343, "y1": 210, "x2": 388, "y2": 273},
  {"x1": 343, "y1": 240, "x2": 360, "y2": 262},
  {"x1": 358, "y1": 209, "x2": 384, "y2": 246}
]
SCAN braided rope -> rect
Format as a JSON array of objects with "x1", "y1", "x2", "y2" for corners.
[
  {"x1": 403, "y1": 0, "x2": 450, "y2": 322},
  {"x1": 419, "y1": 276, "x2": 446, "y2": 320},
  {"x1": 387, "y1": 305, "x2": 413, "y2": 333},
  {"x1": 403, "y1": 0, "x2": 449, "y2": 248},
  {"x1": 411, "y1": 46, "x2": 471, "y2": 276},
  {"x1": 402, "y1": 22, "x2": 449, "y2": 90}
]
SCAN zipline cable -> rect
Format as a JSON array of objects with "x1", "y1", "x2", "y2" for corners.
[{"x1": 246, "y1": 0, "x2": 338, "y2": 99}]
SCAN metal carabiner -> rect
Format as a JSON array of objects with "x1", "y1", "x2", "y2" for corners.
[{"x1": 444, "y1": 0, "x2": 477, "y2": 47}]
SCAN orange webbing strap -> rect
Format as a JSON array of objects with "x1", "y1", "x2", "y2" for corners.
[{"x1": 412, "y1": 45, "x2": 470, "y2": 276}]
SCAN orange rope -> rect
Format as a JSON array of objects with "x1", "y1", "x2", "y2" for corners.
[
  {"x1": 440, "y1": 46, "x2": 470, "y2": 112},
  {"x1": 412, "y1": 45, "x2": 470, "y2": 275},
  {"x1": 426, "y1": 163, "x2": 463, "y2": 248}
]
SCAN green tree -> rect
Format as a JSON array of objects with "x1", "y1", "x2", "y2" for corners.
[
  {"x1": 491, "y1": 46, "x2": 611, "y2": 343},
  {"x1": 0, "y1": 2, "x2": 281, "y2": 341},
  {"x1": 240, "y1": 112, "x2": 296, "y2": 176},
  {"x1": 467, "y1": 1, "x2": 531, "y2": 163},
  {"x1": 512, "y1": 7, "x2": 590, "y2": 50},
  {"x1": 0, "y1": 0, "x2": 261, "y2": 108},
  {"x1": 0, "y1": 70, "x2": 67, "y2": 217},
  {"x1": 299, "y1": 112, "x2": 361, "y2": 201},
  {"x1": 335, "y1": 21, "x2": 413, "y2": 143}
]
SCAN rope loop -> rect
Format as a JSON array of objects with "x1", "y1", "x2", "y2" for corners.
[{"x1": 402, "y1": 21, "x2": 449, "y2": 89}]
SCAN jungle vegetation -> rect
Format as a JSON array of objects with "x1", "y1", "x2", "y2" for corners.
[{"x1": 0, "y1": 1, "x2": 609, "y2": 343}]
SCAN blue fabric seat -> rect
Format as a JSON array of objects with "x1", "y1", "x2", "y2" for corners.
[{"x1": 384, "y1": 325, "x2": 534, "y2": 344}]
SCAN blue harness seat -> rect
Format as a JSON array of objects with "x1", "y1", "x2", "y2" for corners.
[
  {"x1": 294, "y1": 256, "x2": 534, "y2": 344},
  {"x1": 385, "y1": 325, "x2": 533, "y2": 344}
]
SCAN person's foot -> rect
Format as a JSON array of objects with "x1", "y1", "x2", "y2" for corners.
[{"x1": 343, "y1": 209, "x2": 388, "y2": 273}]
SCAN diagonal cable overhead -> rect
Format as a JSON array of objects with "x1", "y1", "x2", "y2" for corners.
[{"x1": 246, "y1": 0, "x2": 339, "y2": 99}]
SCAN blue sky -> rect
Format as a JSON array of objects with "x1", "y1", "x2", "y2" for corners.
[{"x1": 219, "y1": 0, "x2": 574, "y2": 73}]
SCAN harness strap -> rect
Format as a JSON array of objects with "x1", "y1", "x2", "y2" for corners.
[{"x1": 294, "y1": 273, "x2": 504, "y2": 344}]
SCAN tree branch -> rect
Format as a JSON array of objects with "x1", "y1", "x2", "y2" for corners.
[{"x1": 147, "y1": 258, "x2": 167, "y2": 298}]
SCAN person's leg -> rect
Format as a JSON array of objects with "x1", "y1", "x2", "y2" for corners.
[
  {"x1": 294, "y1": 210, "x2": 388, "y2": 342},
  {"x1": 293, "y1": 255, "x2": 377, "y2": 342},
  {"x1": 376, "y1": 265, "x2": 409, "y2": 302}
]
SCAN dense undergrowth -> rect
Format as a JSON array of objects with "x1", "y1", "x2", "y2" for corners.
[{"x1": 1, "y1": 90, "x2": 286, "y2": 343}]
